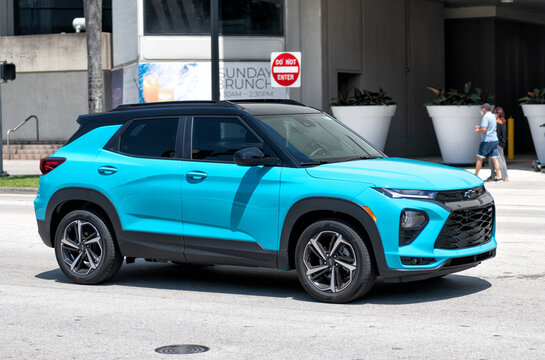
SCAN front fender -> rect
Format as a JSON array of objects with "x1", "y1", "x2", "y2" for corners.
[{"x1": 277, "y1": 197, "x2": 387, "y2": 274}]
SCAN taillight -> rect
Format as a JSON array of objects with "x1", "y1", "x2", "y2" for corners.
[{"x1": 40, "y1": 157, "x2": 66, "y2": 175}]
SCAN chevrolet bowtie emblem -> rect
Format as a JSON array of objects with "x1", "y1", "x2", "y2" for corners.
[{"x1": 463, "y1": 190, "x2": 477, "y2": 199}]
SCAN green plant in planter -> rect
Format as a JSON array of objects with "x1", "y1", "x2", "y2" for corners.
[
  {"x1": 330, "y1": 88, "x2": 396, "y2": 106},
  {"x1": 519, "y1": 89, "x2": 545, "y2": 105},
  {"x1": 425, "y1": 81, "x2": 494, "y2": 105}
]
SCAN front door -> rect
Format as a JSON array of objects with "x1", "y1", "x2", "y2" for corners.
[{"x1": 181, "y1": 116, "x2": 281, "y2": 267}]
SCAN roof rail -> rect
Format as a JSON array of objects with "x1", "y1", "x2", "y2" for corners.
[
  {"x1": 111, "y1": 101, "x2": 238, "y2": 112},
  {"x1": 229, "y1": 99, "x2": 306, "y2": 106}
]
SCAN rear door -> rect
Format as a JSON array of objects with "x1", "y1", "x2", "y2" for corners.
[
  {"x1": 90, "y1": 116, "x2": 185, "y2": 260},
  {"x1": 180, "y1": 115, "x2": 281, "y2": 267}
]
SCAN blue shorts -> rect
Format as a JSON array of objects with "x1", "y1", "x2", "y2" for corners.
[{"x1": 477, "y1": 141, "x2": 499, "y2": 159}]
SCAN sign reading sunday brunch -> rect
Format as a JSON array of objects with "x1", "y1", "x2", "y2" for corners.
[
  {"x1": 271, "y1": 52, "x2": 301, "y2": 88},
  {"x1": 138, "y1": 62, "x2": 284, "y2": 102}
]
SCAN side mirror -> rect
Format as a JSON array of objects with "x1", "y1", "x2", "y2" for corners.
[{"x1": 234, "y1": 147, "x2": 279, "y2": 166}]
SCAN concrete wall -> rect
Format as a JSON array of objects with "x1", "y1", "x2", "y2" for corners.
[
  {"x1": 1, "y1": 72, "x2": 86, "y2": 141},
  {"x1": 0, "y1": 33, "x2": 112, "y2": 71},
  {"x1": 0, "y1": 33, "x2": 112, "y2": 141},
  {"x1": 112, "y1": 0, "x2": 138, "y2": 68},
  {"x1": 300, "y1": 0, "x2": 328, "y2": 109},
  {"x1": 285, "y1": 0, "x2": 334, "y2": 111},
  {"x1": 1, "y1": 70, "x2": 113, "y2": 141}
]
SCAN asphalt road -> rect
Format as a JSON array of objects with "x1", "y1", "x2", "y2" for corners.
[{"x1": 1, "y1": 168, "x2": 544, "y2": 359}]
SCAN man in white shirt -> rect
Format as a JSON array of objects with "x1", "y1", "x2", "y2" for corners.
[{"x1": 474, "y1": 103, "x2": 501, "y2": 181}]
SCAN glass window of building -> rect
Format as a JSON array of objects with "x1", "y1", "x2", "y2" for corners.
[
  {"x1": 15, "y1": 0, "x2": 112, "y2": 35},
  {"x1": 144, "y1": 0, "x2": 284, "y2": 36}
]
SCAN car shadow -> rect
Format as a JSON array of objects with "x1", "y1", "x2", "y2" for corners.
[
  {"x1": 355, "y1": 275, "x2": 491, "y2": 305},
  {"x1": 35, "y1": 261, "x2": 491, "y2": 304},
  {"x1": 35, "y1": 262, "x2": 303, "y2": 299}
]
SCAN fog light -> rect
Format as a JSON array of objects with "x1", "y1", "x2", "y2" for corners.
[
  {"x1": 399, "y1": 209, "x2": 428, "y2": 246},
  {"x1": 400, "y1": 257, "x2": 436, "y2": 266},
  {"x1": 401, "y1": 210, "x2": 427, "y2": 228}
]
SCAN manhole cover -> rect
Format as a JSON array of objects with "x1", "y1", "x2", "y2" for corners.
[{"x1": 155, "y1": 345, "x2": 209, "y2": 355}]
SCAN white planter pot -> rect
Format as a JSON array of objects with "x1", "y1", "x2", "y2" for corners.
[
  {"x1": 331, "y1": 105, "x2": 396, "y2": 151},
  {"x1": 426, "y1": 105, "x2": 483, "y2": 164},
  {"x1": 521, "y1": 104, "x2": 545, "y2": 163}
]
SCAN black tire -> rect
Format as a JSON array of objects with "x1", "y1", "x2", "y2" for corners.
[
  {"x1": 295, "y1": 220, "x2": 375, "y2": 303},
  {"x1": 54, "y1": 210, "x2": 123, "y2": 284}
]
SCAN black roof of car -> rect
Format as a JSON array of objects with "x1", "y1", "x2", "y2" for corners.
[
  {"x1": 66, "y1": 99, "x2": 322, "y2": 145},
  {"x1": 110, "y1": 99, "x2": 321, "y2": 116}
]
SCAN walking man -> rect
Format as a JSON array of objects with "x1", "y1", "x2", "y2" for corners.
[{"x1": 474, "y1": 103, "x2": 501, "y2": 181}]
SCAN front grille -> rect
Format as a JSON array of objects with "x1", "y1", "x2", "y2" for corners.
[
  {"x1": 435, "y1": 205, "x2": 495, "y2": 249},
  {"x1": 436, "y1": 185, "x2": 486, "y2": 202}
]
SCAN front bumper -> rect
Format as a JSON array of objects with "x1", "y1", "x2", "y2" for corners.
[
  {"x1": 380, "y1": 248, "x2": 496, "y2": 283},
  {"x1": 356, "y1": 187, "x2": 497, "y2": 280}
]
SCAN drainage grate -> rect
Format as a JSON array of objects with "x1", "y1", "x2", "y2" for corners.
[{"x1": 155, "y1": 345, "x2": 210, "y2": 355}]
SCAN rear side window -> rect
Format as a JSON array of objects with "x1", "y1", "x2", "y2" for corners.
[
  {"x1": 191, "y1": 117, "x2": 264, "y2": 162},
  {"x1": 120, "y1": 118, "x2": 179, "y2": 158}
]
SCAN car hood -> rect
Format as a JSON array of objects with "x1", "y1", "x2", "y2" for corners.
[{"x1": 305, "y1": 157, "x2": 483, "y2": 190}]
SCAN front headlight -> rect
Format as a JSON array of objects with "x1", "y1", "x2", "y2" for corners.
[{"x1": 374, "y1": 188, "x2": 438, "y2": 200}]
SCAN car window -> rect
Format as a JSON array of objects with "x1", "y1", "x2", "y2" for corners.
[
  {"x1": 191, "y1": 117, "x2": 264, "y2": 162},
  {"x1": 120, "y1": 118, "x2": 179, "y2": 158}
]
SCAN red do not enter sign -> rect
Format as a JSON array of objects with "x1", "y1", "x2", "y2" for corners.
[{"x1": 271, "y1": 52, "x2": 301, "y2": 88}]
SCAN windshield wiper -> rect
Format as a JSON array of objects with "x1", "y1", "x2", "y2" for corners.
[
  {"x1": 300, "y1": 160, "x2": 330, "y2": 166},
  {"x1": 342, "y1": 155, "x2": 380, "y2": 162}
]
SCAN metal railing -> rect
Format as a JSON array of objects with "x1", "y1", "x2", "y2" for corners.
[{"x1": 6, "y1": 115, "x2": 39, "y2": 160}]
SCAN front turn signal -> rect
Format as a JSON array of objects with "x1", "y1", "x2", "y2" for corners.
[{"x1": 362, "y1": 206, "x2": 377, "y2": 223}]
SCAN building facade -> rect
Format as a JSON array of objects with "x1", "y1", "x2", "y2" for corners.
[{"x1": 1, "y1": 0, "x2": 545, "y2": 157}]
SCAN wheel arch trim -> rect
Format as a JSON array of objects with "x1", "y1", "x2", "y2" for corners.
[
  {"x1": 39, "y1": 187, "x2": 123, "y2": 248},
  {"x1": 277, "y1": 197, "x2": 388, "y2": 274}
]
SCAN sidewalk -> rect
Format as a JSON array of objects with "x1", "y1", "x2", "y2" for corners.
[{"x1": 1, "y1": 159, "x2": 41, "y2": 176}]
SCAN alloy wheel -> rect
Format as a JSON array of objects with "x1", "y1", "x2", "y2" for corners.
[
  {"x1": 60, "y1": 220, "x2": 104, "y2": 276},
  {"x1": 303, "y1": 230, "x2": 357, "y2": 293}
]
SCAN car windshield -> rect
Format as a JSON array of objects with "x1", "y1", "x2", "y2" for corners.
[{"x1": 256, "y1": 113, "x2": 384, "y2": 165}]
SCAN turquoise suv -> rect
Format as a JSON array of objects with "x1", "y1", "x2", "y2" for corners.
[{"x1": 34, "y1": 100, "x2": 496, "y2": 303}]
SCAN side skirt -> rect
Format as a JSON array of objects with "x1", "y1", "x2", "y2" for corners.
[
  {"x1": 117, "y1": 231, "x2": 185, "y2": 263},
  {"x1": 184, "y1": 236, "x2": 278, "y2": 268},
  {"x1": 118, "y1": 232, "x2": 278, "y2": 268}
]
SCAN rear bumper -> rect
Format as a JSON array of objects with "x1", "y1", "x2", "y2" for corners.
[
  {"x1": 380, "y1": 248, "x2": 496, "y2": 283},
  {"x1": 37, "y1": 219, "x2": 53, "y2": 247}
]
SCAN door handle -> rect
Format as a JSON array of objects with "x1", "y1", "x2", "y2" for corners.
[
  {"x1": 186, "y1": 171, "x2": 207, "y2": 180},
  {"x1": 97, "y1": 166, "x2": 118, "y2": 175}
]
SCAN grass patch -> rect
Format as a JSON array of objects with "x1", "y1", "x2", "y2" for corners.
[{"x1": 0, "y1": 175, "x2": 40, "y2": 188}]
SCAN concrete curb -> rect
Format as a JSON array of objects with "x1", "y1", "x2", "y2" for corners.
[{"x1": 0, "y1": 187, "x2": 38, "y2": 194}]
